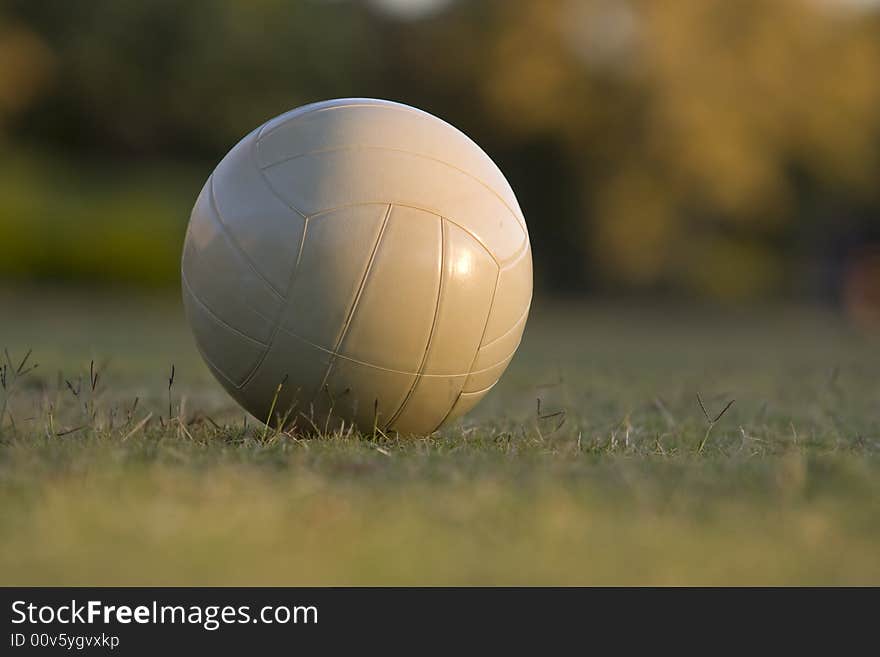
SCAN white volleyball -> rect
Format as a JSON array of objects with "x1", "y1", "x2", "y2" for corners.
[{"x1": 182, "y1": 98, "x2": 532, "y2": 434}]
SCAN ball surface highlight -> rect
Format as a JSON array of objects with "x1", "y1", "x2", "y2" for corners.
[{"x1": 181, "y1": 98, "x2": 532, "y2": 434}]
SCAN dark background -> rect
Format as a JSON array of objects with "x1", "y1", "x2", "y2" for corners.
[{"x1": 2, "y1": 0, "x2": 880, "y2": 322}]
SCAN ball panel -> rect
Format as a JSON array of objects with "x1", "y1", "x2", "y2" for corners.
[
  {"x1": 280, "y1": 204, "x2": 390, "y2": 350},
  {"x1": 238, "y1": 328, "x2": 333, "y2": 424},
  {"x1": 256, "y1": 99, "x2": 524, "y2": 224},
  {"x1": 182, "y1": 282, "x2": 267, "y2": 387},
  {"x1": 462, "y1": 353, "x2": 515, "y2": 394},
  {"x1": 389, "y1": 374, "x2": 469, "y2": 435},
  {"x1": 261, "y1": 148, "x2": 526, "y2": 261},
  {"x1": 183, "y1": 184, "x2": 282, "y2": 343},
  {"x1": 472, "y1": 303, "x2": 529, "y2": 372},
  {"x1": 323, "y1": 357, "x2": 417, "y2": 431},
  {"x1": 439, "y1": 387, "x2": 495, "y2": 428},
  {"x1": 421, "y1": 220, "x2": 497, "y2": 376},
  {"x1": 482, "y1": 246, "x2": 533, "y2": 344},
  {"x1": 212, "y1": 129, "x2": 306, "y2": 292},
  {"x1": 256, "y1": 98, "x2": 392, "y2": 143},
  {"x1": 338, "y1": 206, "x2": 441, "y2": 372}
]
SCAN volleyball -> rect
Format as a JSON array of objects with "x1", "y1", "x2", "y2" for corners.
[{"x1": 181, "y1": 98, "x2": 531, "y2": 434}]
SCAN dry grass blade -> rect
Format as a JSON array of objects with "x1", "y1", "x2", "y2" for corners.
[
  {"x1": 697, "y1": 393, "x2": 736, "y2": 454},
  {"x1": 262, "y1": 374, "x2": 288, "y2": 441},
  {"x1": 167, "y1": 364, "x2": 176, "y2": 420},
  {"x1": 122, "y1": 412, "x2": 153, "y2": 442},
  {"x1": 55, "y1": 425, "x2": 85, "y2": 437}
]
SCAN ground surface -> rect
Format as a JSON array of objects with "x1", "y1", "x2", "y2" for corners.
[{"x1": 1, "y1": 289, "x2": 878, "y2": 585}]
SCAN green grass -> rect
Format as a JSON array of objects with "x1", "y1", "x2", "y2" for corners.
[{"x1": 1, "y1": 290, "x2": 878, "y2": 585}]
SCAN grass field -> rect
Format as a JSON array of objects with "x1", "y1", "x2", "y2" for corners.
[{"x1": 1, "y1": 289, "x2": 878, "y2": 585}]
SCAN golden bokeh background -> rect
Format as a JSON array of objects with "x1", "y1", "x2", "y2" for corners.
[{"x1": 2, "y1": 0, "x2": 880, "y2": 314}]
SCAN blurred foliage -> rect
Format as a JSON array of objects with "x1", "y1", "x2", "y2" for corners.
[
  {"x1": 0, "y1": 151, "x2": 200, "y2": 286},
  {"x1": 1, "y1": 0, "x2": 880, "y2": 300}
]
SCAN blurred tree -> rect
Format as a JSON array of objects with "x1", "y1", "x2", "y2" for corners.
[
  {"x1": 481, "y1": 0, "x2": 880, "y2": 298},
  {"x1": 6, "y1": 0, "x2": 381, "y2": 154},
  {"x1": 0, "y1": 14, "x2": 54, "y2": 134}
]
